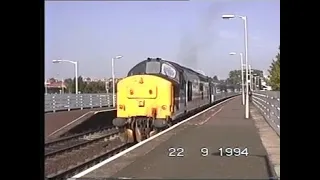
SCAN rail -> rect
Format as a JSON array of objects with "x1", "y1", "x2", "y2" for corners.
[
  {"x1": 45, "y1": 94, "x2": 116, "y2": 113},
  {"x1": 252, "y1": 91, "x2": 280, "y2": 135}
]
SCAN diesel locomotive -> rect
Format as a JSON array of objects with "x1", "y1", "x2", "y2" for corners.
[{"x1": 112, "y1": 58, "x2": 237, "y2": 143}]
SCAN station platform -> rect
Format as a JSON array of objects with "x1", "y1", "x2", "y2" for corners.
[
  {"x1": 79, "y1": 97, "x2": 276, "y2": 179},
  {"x1": 45, "y1": 107, "x2": 115, "y2": 139}
]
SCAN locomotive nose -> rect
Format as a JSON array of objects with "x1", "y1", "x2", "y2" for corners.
[{"x1": 126, "y1": 78, "x2": 158, "y2": 99}]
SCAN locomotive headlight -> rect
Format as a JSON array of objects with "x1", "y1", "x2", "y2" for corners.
[
  {"x1": 149, "y1": 89, "x2": 153, "y2": 94},
  {"x1": 161, "y1": 105, "x2": 166, "y2": 110},
  {"x1": 130, "y1": 89, "x2": 134, "y2": 95}
]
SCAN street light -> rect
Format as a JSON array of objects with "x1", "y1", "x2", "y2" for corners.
[
  {"x1": 222, "y1": 14, "x2": 236, "y2": 19},
  {"x1": 229, "y1": 52, "x2": 245, "y2": 105},
  {"x1": 222, "y1": 14, "x2": 250, "y2": 118},
  {"x1": 56, "y1": 73, "x2": 64, "y2": 94},
  {"x1": 52, "y1": 59, "x2": 79, "y2": 94},
  {"x1": 111, "y1": 55, "x2": 123, "y2": 107}
]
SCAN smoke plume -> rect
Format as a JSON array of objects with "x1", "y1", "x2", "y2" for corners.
[{"x1": 178, "y1": 2, "x2": 227, "y2": 72}]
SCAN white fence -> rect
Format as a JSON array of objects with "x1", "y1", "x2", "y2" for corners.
[
  {"x1": 252, "y1": 91, "x2": 280, "y2": 136},
  {"x1": 45, "y1": 94, "x2": 116, "y2": 112}
]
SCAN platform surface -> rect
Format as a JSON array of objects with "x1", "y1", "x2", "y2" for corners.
[
  {"x1": 82, "y1": 97, "x2": 275, "y2": 179},
  {"x1": 45, "y1": 107, "x2": 115, "y2": 138}
]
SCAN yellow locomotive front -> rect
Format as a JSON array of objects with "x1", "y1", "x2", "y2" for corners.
[{"x1": 113, "y1": 74, "x2": 174, "y2": 143}]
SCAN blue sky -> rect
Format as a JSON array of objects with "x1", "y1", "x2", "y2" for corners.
[{"x1": 45, "y1": 0, "x2": 279, "y2": 80}]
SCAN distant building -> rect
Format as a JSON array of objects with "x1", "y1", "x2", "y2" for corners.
[
  {"x1": 45, "y1": 78, "x2": 67, "y2": 94},
  {"x1": 83, "y1": 76, "x2": 108, "y2": 83}
]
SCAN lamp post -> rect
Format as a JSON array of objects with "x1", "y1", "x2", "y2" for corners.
[
  {"x1": 222, "y1": 14, "x2": 250, "y2": 118},
  {"x1": 56, "y1": 73, "x2": 64, "y2": 94},
  {"x1": 249, "y1": 65, "x2": 253, "y2": 90},
  {"x1": 111, "y1": 55, "x2": 123, "y2": 107},
  {"x1": 229, "y1": 52, "x2": 245, "y2": 105},
  {"x1": 52, "y1": 59, "x2": 78, "y2": 94},
  {"x1": 61, "y1": 77, "x2": 64, "y2": 94}
]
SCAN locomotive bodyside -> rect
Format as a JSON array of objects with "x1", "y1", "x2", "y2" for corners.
[{"x1": 182, "y1": 69, "x2": 211, "y2": 114}]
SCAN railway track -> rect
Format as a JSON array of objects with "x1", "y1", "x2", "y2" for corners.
[
  {"x1": 45, "y1": 126, "x2": 131, "y2": 179},
  {"x1": 45, "y1": 126, "x2": 117, "y2": 158}
]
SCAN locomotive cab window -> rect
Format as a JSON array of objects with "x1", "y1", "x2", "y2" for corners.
[
  {"x1": 128, "y1": 62, "x2": 146, "y2": 76},
  {"x1": 161, "y1": 63, "x2": 176, "y2": 78},
  {"x1": 146, "y1": 61, "x2": 161, "y2": 74}
]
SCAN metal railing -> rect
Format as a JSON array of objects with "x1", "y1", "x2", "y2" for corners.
[
  {"x1": 45, "y1": 94, "x2": 116, "y2": 113},
  {"x1": 252, "y1": 91, "x2": 280, "y2": 135},
  {"x1": 45, "y1": 91, "x2": 239, "y2": 113}
]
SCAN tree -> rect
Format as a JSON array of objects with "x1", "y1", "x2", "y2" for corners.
[
  {"x1": 77, "y1": 76, "x2": 87, "y2": 93},
  {"x1": 213, "y1": 75, "x2": 219, "y2": 81},
  {"x1": 228, "y1": 70, "x2": 242, "y2": 85},
  {"x1": 227, "y1": 69, "x2": 263, "y2": 87},
  {"x1": 48, "y1": 78, "x2": 56, "y2": 83},
  {"x1": 83, "y1": 81, "x2": 106, "y2": 93},
  {"x1": 64, "y1": 77, "x2": 109, "y2": 93},
  {"x1": 64, "y1": 78, "x2": 73, "y2": 93},
  {"x1": 267, "y1": 46, "x2": 280, "y2": 91}
]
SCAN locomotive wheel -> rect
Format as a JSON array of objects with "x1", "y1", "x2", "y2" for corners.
[
  {"x1": 135, "y1": 126, "x2": 143, "y2": 142},
  {"x1": 119, "y1": 128, "x2": 128, "y2": 143},
  {"x1": 126, "y1": 128, "x2": 134, "y2": 143},
  {"x1": 134, "y1": 119, "x2": 149, "y2": 142},
  {"x1": 145, "y1": 118, "x2": 152, "y2": 138},
  {"x1": 119, "y1": 127, "x2": 134, "y2": 143},
  {"x1": 167, "y1": 120, "x2": 173, "y2": 127},
  {"x1": 149, "y1": 129, "x2": 158, "y2": 137}
]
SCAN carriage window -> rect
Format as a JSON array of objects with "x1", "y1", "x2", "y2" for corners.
[
  {"x1": 216, "y1": 87, "x2": 221, "y2": 93},
  {"x1": 199, "y1": 83, "x2": 203, "y2": 91},
  {"x1": 200, "y1": 83, "x2": 204, "y2": 99},
  {"x1": 146, "y1": 61, "x2": 161, "y2": 74},
  {"x1": 187, "y1": 81, "x2": 192, "y2": 101}
]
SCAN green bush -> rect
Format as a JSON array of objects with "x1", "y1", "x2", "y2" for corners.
[{"x1": 267, "y1": 46, "x2": 280, "y2": 91}]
